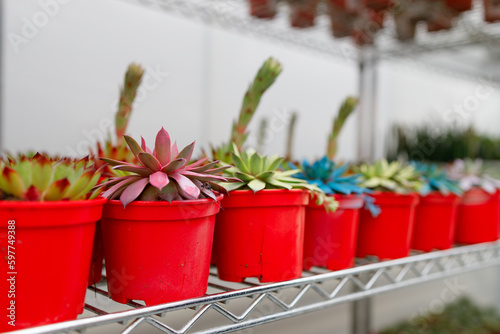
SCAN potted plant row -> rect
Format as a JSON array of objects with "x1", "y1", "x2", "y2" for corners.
[
  {"x1": 292, "y1": 97, "x2": 380, "y2": 271},
  {"x1": 447, "y1": 159, "x2": 500, "y2": 245},
  {"x1": 214, "y1": 145, "x2": 336, "y2": 283}
]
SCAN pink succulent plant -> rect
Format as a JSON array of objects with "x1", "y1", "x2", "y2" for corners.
[{"x1": 95, "y1": 128, "x2": 240, "y2": 207}]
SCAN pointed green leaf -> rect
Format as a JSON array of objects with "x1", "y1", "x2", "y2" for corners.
[{"x1": 248, "y1": 178, "x2": 266, "y2": 192}]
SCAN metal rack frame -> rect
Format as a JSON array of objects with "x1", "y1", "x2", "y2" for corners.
[
  {"x1": 10, "y1": 241, "x2": 500, "y2": 334},
  {"x1": 121, "y1": 0, "x2": 500, "y2": 60}
]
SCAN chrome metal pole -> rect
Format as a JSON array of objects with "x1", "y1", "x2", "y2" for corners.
[{"x1": 357, "y1": 48, "x2": 379, "y2": 162}]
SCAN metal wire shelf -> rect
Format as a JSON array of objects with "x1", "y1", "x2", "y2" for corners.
[
  {"x1": 120, "y1": 0, "x2": 500, "y2": 60},
  {"x1": 9, "y1": 241, "x2": 500, "y2": 334}
]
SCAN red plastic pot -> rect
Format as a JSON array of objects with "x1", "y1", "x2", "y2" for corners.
[
  {"x1": 356, "y1": 192, "x2": 419, "y2": 260},
  {"x1": 88, "y1": 221, "x2": 104, "y2": 286},
  {"x1": 249, "y1": 0, "x2": 277, "y2": 18},
  {"x1": 214, "y1": 189, "x2": 309, "y2": 283},
  {"x1": 303, "y1": 194, "x2": 363, "y2": 271},
  {"x1": 484, "y1": 0, "x2": 500, "y2": 22},
  {"x1": 411, "y1": 192, "x2": 460, "y2": 252},
  {"x1": 101, "y1": 195, "x2": 223, "y2": 306},
  {"x1": 0, "y1": 198, "x2": 105, "y2": 331},
  {"x1": 455, "y1": 188, "x2": 500, "y2": 244}
]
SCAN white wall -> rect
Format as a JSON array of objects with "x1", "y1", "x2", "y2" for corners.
[{"x1": 4, "y1": 1, "x2": 500, "y2": 161}]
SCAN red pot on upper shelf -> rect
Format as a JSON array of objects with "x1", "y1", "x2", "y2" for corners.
[
  {"x1": 0, "y1": 198, "x2": 106, "y2": 332},
  {"x1": 455, "y1": 188, "x2": 500, "y2": 244},
  {"x1": 303, "y1": 194, "x2": 363, "y2": 271},
  {"x1": 249, "y1": 0, "x2": 277, "y2": 18},
  {"x1": 356, "y1": 192, "x2": 420, "y2": 260},
  {"x1": 289, "y1": 0, "x2": 319, "y2": 28},
  {"x1": 446, "y1": 0, "x2": 472, "y2": 12},
  {"x1": 411, "y1": 192, "x2": 461, "y2": 252},
  {"x1": 214, "y1": 189, "x2": 309, "y2": 283},
  {"x1": 101, "y1": 195, "x2": 223, "y2": 306},
  {"x1": 484, "y1": 0, "x2": 500, "y2": 22}
]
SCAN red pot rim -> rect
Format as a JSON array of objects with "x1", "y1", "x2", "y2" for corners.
[
  {"x1": 308, "y1": 194, "x2": 364, "y2": 210},
  {"x1": 461, "y1": 188, "x2": 499, "y2": 206},
  {"x1": 105, "y1": 194, "x2": 224, "y2": 208},
  {"x1": 0, "y1": 197, "x2": 106, "y2": 209},
  {"x1": 222, "y1": 189, "x2": 309, "y2": 208},
  {"x1": 0, "y1": 197, "x2": 106, "y2": 228},
  {"x1": 103, "y1": 194, "x2": 224, "y2": 221},
  {"x1": 370, "y1": 191, "x2": 420, "y2": 206},
  {"x1": 419, "y1": 191, "x2": 461, "y2": 205},
  {"x1": 227, "y1": 188, "x2": 307, "y2": 195}
]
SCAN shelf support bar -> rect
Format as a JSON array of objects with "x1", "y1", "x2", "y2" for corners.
[{"x1": 357, "y1": 48, "x2": 379, "y2": 162}]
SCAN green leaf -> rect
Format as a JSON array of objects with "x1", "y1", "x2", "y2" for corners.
[
  {"x1": 231, "y1": 153, "x2": 250, "y2": 174},
  {"x1": 219, "y1": 181, "x2": 245, "y2": 191},
  {"x1": 266, "y1": 157, "x2": 283, "y2": 171},
  {"x1": 267, "y1": 178, "x2": 292, "y2": 190},
  {"x1": 234, "y1": 171, "x2": 255, "y2": 182},
  {"x1": 248, "y1": 178, "x2": 266, "y2": 192},
  {"x1": 249, "y1": 152, "x2": 263, "y2": 175},
  {"x1": 138, "y1": 153, "x2": 162, "y2": 171},
  {"x1": 256, "y1": 171, "x2": 274, "y2": 180}
]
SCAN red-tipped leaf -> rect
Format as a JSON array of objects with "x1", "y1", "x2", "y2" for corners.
[
  {"x1": 155, "y1": 127, "x2": 171, "y2": 166},
  {"x1": 170, "y1": 172, "x2": 200, "y2": 199},
  {"x1": 138, "y1": 152, "x2": 162, "y2": 172},
  {"x1": 175, "y1": 142, "x2": 195, "y2": 164},
  {"x1": 120, "y1": 178, "x2": 150, "y2": 207},
  {"x1": 149, "y1": 171, "x2": 169, "y2": 190},
  {"x1": 161, "y1": 158, "x2": 186, "y2": 174}
]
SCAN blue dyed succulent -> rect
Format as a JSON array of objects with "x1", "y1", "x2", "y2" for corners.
[
  {"x1": 411, "y1": 162, "x2": 463, "y2": 196},
  {"x1": 293, "y1": 156, "x2": 380, "y2": 216}
]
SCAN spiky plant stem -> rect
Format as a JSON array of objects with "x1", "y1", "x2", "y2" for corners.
[
  {"x1": 326, "y1": 96, "x2": 358, "y2": 160},
  {"x1": 230, "y1": 57, "x2": 282, "y2": 149},
  {"x1": 285, "y1": 112, "x2": 298, "y2": 161},
  {"x1": 115, "y1": 63, "x2": 145, "y2": 145}
]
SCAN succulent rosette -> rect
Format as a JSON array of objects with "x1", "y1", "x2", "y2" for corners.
[
  {"x1": 446, "y1": 159, "x2": 500, "y2": 193},
  {"x1": 411, "y1": 161, "x2": 462, "y2": 196},
  {"x1": 355, "y1": 159, "x2": 423, "y2": 193},
  {"x1": 293, "y1": 156, "x2": 380, "y2": 216},
  {"x1": 219, "y1": 145, "x2": 338, "y2": 211},
  {"x1": 94, "y1": 128, "x2": 241, "y2": 207},
  {"x1": 0, "y1": 153, "x2": 102, "y2": 201}
]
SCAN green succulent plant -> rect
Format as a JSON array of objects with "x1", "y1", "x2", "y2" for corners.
[
  {"x1": 211, "y1": 57, "x2": 282, "y2": 163},
  {"x1": 355, "y1": 159, "x2": 423, "y2": 193},
  {"x1": 219, "y1": 145, "x2": 338, "y2": 211},
  {"x1": 0, "y1": 154, "x2": 102, "y2": 201},
  {"x1": 94, "y1": 128, "x2": 241, "y2": 207}
]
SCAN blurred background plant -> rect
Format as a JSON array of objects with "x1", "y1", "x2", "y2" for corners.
[
  {"x1": 380, "y1": 297, "x2": 500, "y2": 334},
  {"x1": 389, "y1": 125, "x2": 500, "y2": 162}
]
